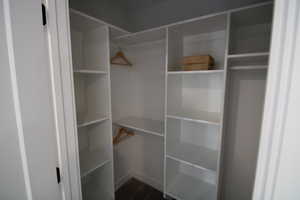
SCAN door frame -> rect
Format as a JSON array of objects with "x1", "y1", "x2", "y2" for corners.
[
  {"x1": 50, "y1": 0, "x2": 300, "y2": 199},
  {"x1": 252, "y1": 0, "x2": 300, "y2": 199},
  {"x1": 46, "y1": 0, "x2": 82, "y2": 200}
]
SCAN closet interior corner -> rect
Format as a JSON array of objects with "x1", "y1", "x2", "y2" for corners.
[{"x1": 67, "y1": 2, "x2": 274, "y2": 200}]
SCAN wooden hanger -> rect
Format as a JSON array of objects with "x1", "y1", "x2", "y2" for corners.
[
  {"x1": 113, "y1": 128, "x2": 135, "y2": 145},
  {"x1": 110, "y1": 50, "x2": 132, "y2": 66}
]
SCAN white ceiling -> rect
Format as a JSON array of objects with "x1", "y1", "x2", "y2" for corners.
[{"x1": 70, "y1": 0, "x2": 272, "y2": 32}]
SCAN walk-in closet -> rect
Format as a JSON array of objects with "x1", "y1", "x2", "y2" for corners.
[{"x1": 67, "y1": 1, "x2": 273, "y2": 200}]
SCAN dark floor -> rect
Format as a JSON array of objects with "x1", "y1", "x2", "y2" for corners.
[{"x1": 115, "y1": 178, "x2": 174, "y2": 200}]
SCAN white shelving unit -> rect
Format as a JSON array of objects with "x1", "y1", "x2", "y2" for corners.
[
  {"x1": 66, "y1": 2, "x2": 273, "y2": 200},
  {"x1": 69, "y1": 9, "x2": 116, "y2": 200},
  {"x1": 227, "y1": 52, "x2": 269, "y2": 58}
]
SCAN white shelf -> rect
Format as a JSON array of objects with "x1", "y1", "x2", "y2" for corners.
[
  {"x1": 168, "y1": 70, "x2": 224, "y2": 75},
  {"x1": 166, "y1": 157, "x2": 217, "y2": 200},
  {"x1": 228, "y1": 52, "x2": 269, "y2": 59},
  {"x1": 230, "y1": 65, "x2": 268, "y2": 70},
  {"x1": 73, "y1": 69, "x2": 107, "y2": 75},
  {"x1": 79, "y1": 149, "x2": 110, "y2": 178},
  {"x1": 167, "y1": 141, "x2": 219, "y2": 171},
  {"x1": 114, "y1": 117, "x2": 164, "y2": 137},
  {"x1": 77, "y1": 117, "x2": 109, "y2": 128},
  {"x1": 167, "y1": 110, "x2": 220, "y2": 126}
]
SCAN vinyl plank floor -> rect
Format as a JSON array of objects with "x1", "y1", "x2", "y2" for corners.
[{"x1": 115, "y1": 178, "x2": 174, "y2": 200}]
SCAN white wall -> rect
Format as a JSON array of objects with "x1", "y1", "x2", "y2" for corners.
[
  {"x1": 0, "y1": 0, "x2": 62, "y2": 199},
  {"x1": 0, "y1": 1, "x2": 29, "y2": 198}
]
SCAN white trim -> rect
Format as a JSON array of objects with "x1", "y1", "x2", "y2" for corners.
[
  {"x1": 44, "y1": 0, "x2": 73, "y2": 199},
  {"x1": 52, "y1": 1, "x2": 82, "y2": 200},
  {"x1": 3, "y1": 0, "x2": 33, "y2": 199},
  {"x1": 253, "y1": 0, "x2": 300, "y2": 199}
]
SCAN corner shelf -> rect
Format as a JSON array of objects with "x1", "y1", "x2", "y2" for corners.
[
  {"x1": 114, "y1": 117, "x2": 164, "y2": 137},
  {"x1": 77, "y1": 117, "x2": 109, "y2": 128}
]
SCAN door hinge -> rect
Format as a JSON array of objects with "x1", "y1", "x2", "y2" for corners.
[
  {"x1": 56, "y1": 167, "x2": 61, "y2": 184},
  {"x1": 42, "y1": 4, "x2": 47, "y2": 26}
]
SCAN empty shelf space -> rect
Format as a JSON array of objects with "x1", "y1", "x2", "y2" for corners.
[
  {"x1": 230, "y1": 65, "x2": 268, "y2": 71},
  {"x1": 114, "y1": 117, "x2": 164, "y2": 137},
  {"x1": 79, "y1": 149, "x2": 110, "y2": 178},
  {"x1": 77, "y1": 116, "x2": 109, "y2": 128},
  {"x1": 167, "y1": 141, "x2": 219, "y2": 171},
  {"x1": 228, "y1": 52, "x2": 269, "y2": 59},
  {"x1": 167, "y1": 110, "x2": 220, "y2": 126},
  {"x1": 166, "y1": 157, "x2": 217, "y2": 200},
  {"x1": 168, "y1": 70, "x2": 224, "y2": 75},
  {"x1": 73, "y1": 69, "x2": 107, "y2": 74}
]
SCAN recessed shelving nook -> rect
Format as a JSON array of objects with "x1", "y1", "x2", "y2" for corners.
[{"x1": 67, "y1": 2, "x2": 273, "y2": 200}]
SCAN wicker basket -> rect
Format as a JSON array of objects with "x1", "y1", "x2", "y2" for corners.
[{"x1": 182, "y1": 55, "x2": 214, "y2": 71}]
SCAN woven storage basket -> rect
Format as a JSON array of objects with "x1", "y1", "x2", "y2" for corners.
[
  {"x1": 182, "y1": 55, "x2": 214, "y2": 71},
  {"x1": 182, "y1": 55, "x2": 214, "y2": 65}
]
